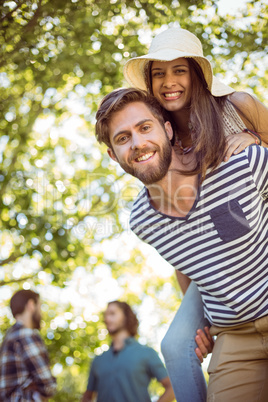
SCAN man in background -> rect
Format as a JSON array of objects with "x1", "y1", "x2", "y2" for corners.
[
  {"x1": 82, "y1": 301, "x2": 175, "y2": 402},
  {"x1": 0, "y1": 289, "x2": 57, "y2": 401}
]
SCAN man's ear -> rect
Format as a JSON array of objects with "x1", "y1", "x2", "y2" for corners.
[
  {"x1": 107, "y1": 148, "x2": 118, "y2": 162},
  {"x1": 164, "y1": 121, "x2": 174, "y2": 142}
]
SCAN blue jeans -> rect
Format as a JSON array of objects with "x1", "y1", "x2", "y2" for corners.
[{"x1": 161, "y1": 281, "x2": 210, "y2": 402}]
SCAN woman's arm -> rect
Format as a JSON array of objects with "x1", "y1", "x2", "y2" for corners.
[
  {"x1": 223, "y1": 92, "x2": 268, "y2": 161},
  {"x1": 229, "y1": 91, "x2": 268, "y2": 146}
]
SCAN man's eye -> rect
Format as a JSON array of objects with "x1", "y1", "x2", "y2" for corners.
[
  {"x1": 142, "y1": 125, "x2": 150, "y2": 132},
  {"x1": 118, "y1": 136, "x2": 127, "y2": 143}
]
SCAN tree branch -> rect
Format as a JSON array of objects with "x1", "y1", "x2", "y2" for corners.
[
  {"x1": 0, "y1": 1, "x2": 24, "y2": 23},
  {"x1": 0, "y1": 252, "x2": 24, "y2": 267},
  {"x1": 0, "y1": 271, "x2": 41, "y2": 287}
]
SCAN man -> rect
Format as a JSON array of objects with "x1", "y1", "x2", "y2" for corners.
[
  {"x1": 82, "y1": 301, "x2": 175, "y2": 402},
  {"x1": 94, "y1": 88, "x2": 268, "y2": 401},
  {"x1": 0, "y1": 289, "x2": 57, "y2": 401}
]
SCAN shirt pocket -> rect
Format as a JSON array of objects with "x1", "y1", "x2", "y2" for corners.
[{"x1": 209, "y1": 199, "x2": 251, "y2": 242}]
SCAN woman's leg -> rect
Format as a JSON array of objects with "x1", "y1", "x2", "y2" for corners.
[{"x1": 161, "y1": 281, "x2": 209, "y2": 402}]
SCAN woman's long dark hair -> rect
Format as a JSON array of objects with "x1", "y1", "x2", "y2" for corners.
[{"x1": 188, "y1": 58, "x2": 227, "y2": 179}]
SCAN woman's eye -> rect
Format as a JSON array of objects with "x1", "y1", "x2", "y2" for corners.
[
  {"x1": 175, "y1": 69, "x2": 186, "y2": 74},
  {"x1": 152, "y1": 72, "x2": 164, "y2": 78}
]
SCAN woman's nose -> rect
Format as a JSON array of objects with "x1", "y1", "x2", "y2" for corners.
[{"x1": 163, "y1": 72, "x2": 175, "y2": 88}]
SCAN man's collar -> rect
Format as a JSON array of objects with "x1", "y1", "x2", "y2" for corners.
[
  {"x1": 124, "y1": 337, "x2": 136, "y2": 345},
  {"x1": 15, "y1": 321, "x2": 24, "y2": 328},
  {"x1": 111, "y1": 336, "x2": 136, "y2": 352}
]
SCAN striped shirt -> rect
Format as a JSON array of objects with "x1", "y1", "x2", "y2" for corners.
[
  {"x1": 130, "y1": 146, "x2": 268, "y2": 326},
  {"x1": 0, "y1": 322, "x2": 57, "y2": 401}
]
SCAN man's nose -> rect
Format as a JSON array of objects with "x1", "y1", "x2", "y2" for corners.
[{"x1": 131, "y1": 133, "x2": 146, "y2": 150}]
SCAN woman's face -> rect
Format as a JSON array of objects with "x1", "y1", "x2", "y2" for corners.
[{"x1": 151, "y1": 58, "x2": 192, "y2": 113}]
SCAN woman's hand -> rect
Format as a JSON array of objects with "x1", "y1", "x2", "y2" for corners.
[{"x1": 224, "y1": 131, "x2": 256, "y2": 162}]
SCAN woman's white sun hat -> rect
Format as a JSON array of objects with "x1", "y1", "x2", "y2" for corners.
[{"x1": 123, "y1": 27, "x2": 234, "y2": 97}]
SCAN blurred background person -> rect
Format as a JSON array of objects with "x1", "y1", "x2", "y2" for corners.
[
  {"x1": 0, "y1": 289, "x2": 57, "y2": 401},
  {"x1": 82, "y1": 300, "x2": 174, "y2": 402}
]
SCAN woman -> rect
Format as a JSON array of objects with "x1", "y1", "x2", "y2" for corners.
[{"x1": 123, "y1": 27, "x2": 268, "y2": 401}]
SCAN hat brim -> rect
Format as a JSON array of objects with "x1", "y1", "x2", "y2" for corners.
[{"x1": 123, "y1": 51, "x2": 234, "y2": 97}]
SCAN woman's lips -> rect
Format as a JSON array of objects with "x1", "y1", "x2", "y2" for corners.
[{"x1": 163, "y1": 91, "x2": 182, "y2": 99}]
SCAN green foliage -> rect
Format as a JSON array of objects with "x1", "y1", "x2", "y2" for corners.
[{"x1": 1, "y1": 0, "x2": 268, "y2": 399}]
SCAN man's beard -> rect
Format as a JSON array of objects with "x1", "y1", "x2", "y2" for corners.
[
  {"x1": 118, "y1": 133, "x2": 172, "y2": 185},
  {"x1": 107, "y1": 322, "x2": 126, "y2": 335},
  {"x1": 32, "y1": 310, "x2": 41, "y2": 330}
]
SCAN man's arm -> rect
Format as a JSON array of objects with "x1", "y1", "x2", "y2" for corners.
[
  {"x1": 81, "y1": 389, "x2": 95, "y2": 402},
  {"x1": 81, "y1": 358, "x2": 97, "y2": 402},
  {"x1": 175, "y1": 271, "x2": 214, "y2": 362},
  {"x1": 146, "y1": 347, "x2": 175, "y2": 402},
  {"x1": 195, "y1": 326, "x2": 214, "y2": 363},
  {"x1": 175, "y1": 270, "x2": 191, "y2": 295},
  {"x1": 157, "y1": 376, "x2": 175, "y2": 402}
]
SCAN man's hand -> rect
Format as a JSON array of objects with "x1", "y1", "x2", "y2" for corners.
[{"x1": 195, "y1": 326, "x2": 214, "y2": 363}]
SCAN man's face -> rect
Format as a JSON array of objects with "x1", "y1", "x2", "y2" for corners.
[
  {"x1": 104, "y1": 303, "x2": 126, "y2": 335},
  {"x1": 32, "y1": 299, "x2": 42, "y2": 330},
  {"x1": 107, "y1": 102, "x2": 173, "y2": 185}
]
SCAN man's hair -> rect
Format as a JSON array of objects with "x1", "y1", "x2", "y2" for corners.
[
  {"x1": 108, "y1": 300, "x2": 139, "y2": 337},
  {"x1": 95, "y1": 88, "x2": 168, "y2": 149},
  {"x1": 10, "y1": 289, "x2": 39, "y2": 318}
]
